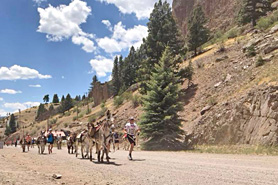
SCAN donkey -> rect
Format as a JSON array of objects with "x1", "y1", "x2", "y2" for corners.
[
  {"x1": 79, "y1": 123, "x2": 97, "y2": 161},
  {"x1": 67, "y1": 133, "x2": 77, "y2": 154},
  {"x1": 20, "y1": 137, "x2": 27, "y2": 153},
  {"x1": 94, "y1": 110, "x2": 114, "y2": 163},
  {"x1": 37, "y1": 134, "x2": 47, "y2": 154}
]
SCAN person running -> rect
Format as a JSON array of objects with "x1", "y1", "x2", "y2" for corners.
[
  {"x1": 25, "y1": 134, "x2": 32, "y2": 151},
  {"x1": 124, "y1": 117, "x2": 139, "y2": 160},
  {"x1": 47, "y1": 129, "x2": 54, "y2": 154}
]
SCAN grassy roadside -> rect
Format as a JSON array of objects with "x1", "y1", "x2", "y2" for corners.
[{"x1": 189, "y1": 145, "x2": 278, "y2": 156}]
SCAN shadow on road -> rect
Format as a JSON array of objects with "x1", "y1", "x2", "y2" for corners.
[{"x1": 92, "y1": 161, "x2": 122, "y2": 166}]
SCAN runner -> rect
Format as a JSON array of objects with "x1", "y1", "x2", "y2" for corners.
[
  {"x1": 47, "y1": 129, "x2": 54, "y2": 154},
  {"x1": 124, "y1": 117, "x2": 139, "y2": 160}
]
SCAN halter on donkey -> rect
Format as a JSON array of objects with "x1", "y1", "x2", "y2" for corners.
[{"x1": 94, "y1": 110, "x2": 114, "y2": 163}]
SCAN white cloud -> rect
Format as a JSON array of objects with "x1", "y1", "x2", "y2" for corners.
[
  {"x1": 29, "y1": 84, "x2": 41, "y2": 88},
  {"x1": 97, "y1": 22, "x2": 148, "y2": 53},
  {"x1": 0, "y1": 65, "x2": 52, "y2": 80},
  {"x1": 0, "y1": 109, "x2": 7, "y2": 117},
  {"x1": 0, "y1": 97, "x2": 3, "y2": 101},
  {"x1": 97, "y1": 0, "x2": 173, "y2": 20},
  {"x1": 61, "y1": 76, "x2": 65, "y2": 79},
  {"x1": 3, "y1": 102, "x2": 40, "y2": 111},
  {"x1": 102, "y1": 20, "x2": 113, "y2": 31},
  {"x1": 33, "y1": 0, "x2": 47, "y2": 5},
  {"x1": 0, "y1": 89, "x2": 22, "y2": 94},
  {"x1": 72, "y1": 35, "x2": 96, "y2": 53},
  {"x1": 37, "y1": 0, "x2": 96, "y2": 53},
  {"x1": 89, "y1": 56, "x2": 113, "y2": 77}
]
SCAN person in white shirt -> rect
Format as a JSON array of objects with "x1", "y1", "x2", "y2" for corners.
[{"x1": 124, "y1": 117, "x2": 139, "y2": 160}]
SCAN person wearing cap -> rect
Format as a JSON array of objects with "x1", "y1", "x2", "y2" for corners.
[
  {"x1": 124, "y1": 117, "x2": 139, "y2": 160},
  {"x1": 47, "y1": 129, "x2": 54, "y2": 154}
]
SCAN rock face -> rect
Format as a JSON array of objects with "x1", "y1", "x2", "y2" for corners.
[
  {"x1": 193, "y1": 86, "x2": 278, "y2": 146},
  {"x1": 172, "y1": 0, "x2": 241, "y2": 35},
  {"x1": 89, "y1": 82, "x2": 112, "y2": 106}
]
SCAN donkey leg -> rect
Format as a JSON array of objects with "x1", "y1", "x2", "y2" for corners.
[
  {"x1": 101, "y1": 149, "x2": 105, "y2": 163},
  {"x1": 105, "y1": 148, "x2": 110, "y2": 163}
]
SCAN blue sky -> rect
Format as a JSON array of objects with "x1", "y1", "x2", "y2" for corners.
[{"x1": 0, "y1": 0, "x2": 172, "y2": 116}]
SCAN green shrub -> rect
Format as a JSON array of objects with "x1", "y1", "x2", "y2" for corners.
[
  {"x1": 122, "y1": 91, "x2": 133, "y2": 100},
  {"x1": 257, "y1": 17, "x2": 273, "y2": 30},
  {"x1": 64, "y1": 122, "x2": 68, "y2": 127},
  {"x1": 73, "y1": 116, "x2": 78, "y2": 121},
  {"x1": 131, "y1": 94, "x2": 142, "y2": 108},
  {"x1": 88, "y1": 114, "x2": 97, "y2": 123},
  {"x1": 64, "y1": 111, "x2": 71, "y2": 117},
  {"x1": 86, "y1": 107, "x2": 91, "y2": 115},
  {"x1": 113, "y1": 95, "x2": 124, "y2": 108},
  {"x1": 79, "y1": 113, "x2": 84, "y2": 118},
  {"x1": 247, "y1": 45, "x2": 256, "y2": 57},
  {"x1": 207, "y1": 97, "x2": 217, "y2": 106},
  {"x1": 256, "y1": 56, "x2": 265, "y2": 67},
  {"x1": 226, "y1": 27, "x2": 239, "y2": 39},
  {"x1": 50, "y1": 118, "x2": 58, "y2": 125},
  {"x1": 256, "y1": 10, "x2": 278, "y2": 30}
]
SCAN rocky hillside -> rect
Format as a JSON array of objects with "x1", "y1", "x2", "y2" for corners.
[{"x1": 172, "y1": 0, "x2": 241, "y2": 35}]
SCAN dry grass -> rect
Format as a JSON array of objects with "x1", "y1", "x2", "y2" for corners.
[{"x1": 191, "y1": 145, "x2": 278, "y2": 155}]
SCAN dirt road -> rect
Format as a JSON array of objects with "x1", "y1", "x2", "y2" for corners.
[{"x1": 1, "y1": 146, "x2": 278, "y2": 185}]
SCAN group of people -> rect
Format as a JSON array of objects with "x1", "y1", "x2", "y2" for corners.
[{"x1": 5, "y1": 116, "x2": 140, "y2": 160}]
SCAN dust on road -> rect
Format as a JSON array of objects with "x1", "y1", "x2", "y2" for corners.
[{"x1": 1, "y1": 146, "x2": 278, "y2": 185}]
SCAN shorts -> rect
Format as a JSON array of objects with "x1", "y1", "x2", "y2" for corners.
[
  {"x1": 48, "y1": 141, "x2": 54, "y2": 145},
  {"x1": 115, "y1": 140, "x2": 119, "y2": 144},
  {"x1": 127, "y1": 134, "x2": 136, "y2": 146},
  {"x1": 27, "y1": 141, "x2": 31, "y2": 145}
]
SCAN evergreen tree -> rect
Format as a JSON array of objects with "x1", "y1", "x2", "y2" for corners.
[
  {"x1": 61, "y1": 95, "x2": 65, "y2": 102},
  {"x1": 49, "y1": 104, "x2": 54, "y2": 112},
  {"x1": 122, "y1": 46, "x2": 138, "y2": 88},
  {"x1": 187, "y1": 5, "x2": 209, "y2": 56},
  {"x1": 5, "y1": 126, "x2": 11, "y2": 136},
  {"x1": 36, "y1": 104, "x2": 47, "y2": 119},
  {"x1": 52, "y1": 94, "x2": 59, "y2": 103},
  {"x1": 111, "y1": 56, "x2": 121, "y2": 95},
  {"x1": 238, "y1": 0, "x2": 273, "y2": 26},
  {"x1": 9, "y1": 114, "x2": 16, "y2": 134},
  {"x1": 89, "y1": 75, "x2": 99, "y2": 92},
  {"x1": 75, "y1": 95, "x2": 81, "y2": 101},
  {"x1": 60, "y1": 94, "x2": 73, "y2": 113},
  {"x1": 82, "y1": 95, "x2": 86, "y2": 101},
  {"x1": 43, "y1": 94, "x2": 50, "y2": 103},
  {"x1": 139, "y1": 0, "x2": 185, "y2": 93},
  {"x1": 140, "y1": 47, "x2": 185, "y2": 150}
]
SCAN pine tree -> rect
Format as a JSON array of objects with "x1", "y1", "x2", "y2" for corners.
[
  {"x1": 43, "y1": 94, "x2": 50, "y2": 104},
  {"x1": 82, "y1": 95, "x2": 86, "y2": 101},
  {"x1": 187, "y1": 5, "x2": 209, "y2": 56},
  {"x1": 89, "y1": 75, "x2": 99, "y2": 92},
  {"x1": 238, "y1": 0, "x2": 273, "y2": 26},
  {"x1": 121, "y1": 46, "x2": 139, "y2": 88},
  {"x1": 36, "y1": 104, "x2": 47, "y2": 120},
  {"x1": 52, "y1": 94, "x2": 59, "y2": 103},
  {"x1": 61, "y1": 94, "x2": 73, "y2": 112},
  {"x1": 140, "y1": 47, "x2": 185, "y2": 151},
  {"x1": 5, "y1": 126, "x2": 11, "y2": 136},
  {"x1": 111, "y1": 56, "x2": 121, "y2": 95},
  {"x1": 74, "y1": 95, "x2": 81, "y2": 101},
  {"x1": 9, "y1": 114, "x2": 16, "y2": 133},
  {"x1": 139, "y1": 0, "x2": 185, "y2": 93},
  {"x1": 61, "y1": 95, "x2": 65, "y2": 102}
]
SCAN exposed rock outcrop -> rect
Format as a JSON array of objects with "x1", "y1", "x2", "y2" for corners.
[
  {"x1": 172, "y1": 0, "x2": 241, "y2": 35},
  {"x1": 193, "y1": 86, "x2": 278, "y2": 146},
  {"x1": 89, "y1": 82, "x2": 112, "y2": 106}
]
